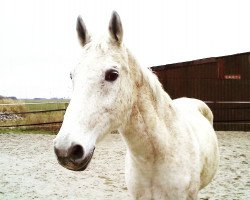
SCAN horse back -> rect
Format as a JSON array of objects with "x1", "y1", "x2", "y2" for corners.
[{"x1": 172, "y1": 97, "x2": 219, "y2": 189}]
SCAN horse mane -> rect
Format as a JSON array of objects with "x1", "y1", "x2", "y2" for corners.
[
  {"x1": 141, "y1": 66, "x2": 165, "y2": 98},
  {"x1": 126, "y1": 49, "x2": 172, "y2": 108}
]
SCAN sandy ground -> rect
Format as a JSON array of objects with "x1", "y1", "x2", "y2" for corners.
[{"x1": 0, "y1": 132, "x2": 249, "y2": 200}]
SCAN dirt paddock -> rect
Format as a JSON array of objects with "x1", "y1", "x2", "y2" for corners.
[{"x1": 0, "y1": 131, "x2": 249, "y2": 200}]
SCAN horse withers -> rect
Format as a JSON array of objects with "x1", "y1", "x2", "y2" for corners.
[{"x1": 53, "y1": 11, "x2": 219, "y2": 200}]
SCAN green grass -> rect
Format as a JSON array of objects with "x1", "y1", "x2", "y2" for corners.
[
  {"x1": 23, "y1": 99, "x2": 69, "y2": 111},
  {"x1": 0, "y1": 128, "x2": 58, "y2": 135}
]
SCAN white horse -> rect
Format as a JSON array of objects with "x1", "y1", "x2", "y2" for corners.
[{"x1": 54, "y1": 11, "x2": 219, "y2": 200}]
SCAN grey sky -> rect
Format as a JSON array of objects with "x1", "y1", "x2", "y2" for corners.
[{"x1": 0, "y1": 0, "x2": 249, "y2": 98}]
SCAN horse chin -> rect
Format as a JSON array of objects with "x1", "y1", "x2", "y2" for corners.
[
  {"x1": 77, "y1": 151, "x2": 95, "y2": 171},
  {"x1": 59, "y1": 148, "x2": 95, "y2": 172}
]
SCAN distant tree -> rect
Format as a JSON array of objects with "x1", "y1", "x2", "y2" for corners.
[
  {"x1": 34, "y1": 98, "x2": 47, "y2": 100},
  {"x1": 9, "y1": 96, "x2": 17, "y2": 100},
  {"x1": 0, "y1": 96, "x2": 17, "y2": 100}
]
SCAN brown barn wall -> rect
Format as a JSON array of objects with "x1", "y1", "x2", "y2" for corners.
[{"x1": 151, "y1": 52, "x2": 250, "y2": 131}]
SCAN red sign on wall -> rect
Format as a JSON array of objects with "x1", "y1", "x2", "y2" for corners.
[{"x1": 224, "y1": 74, "x2": 241, "y2": 80}]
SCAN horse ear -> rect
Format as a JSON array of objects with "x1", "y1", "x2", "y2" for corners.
[
  {"x1": 76, "y1": 16, "x2": 90, "y2": 47},
  {"x1": 109, "y1": 11, "x2": 123, "y2": 44}
]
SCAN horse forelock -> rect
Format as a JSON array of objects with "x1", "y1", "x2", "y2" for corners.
[{"x1": 80, "y1": 36, "x2": 130, "y2": 71}]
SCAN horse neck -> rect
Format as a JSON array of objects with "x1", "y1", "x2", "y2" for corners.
[{"x1": 119, "y1": 55, "x2": 175, "y2": 162}]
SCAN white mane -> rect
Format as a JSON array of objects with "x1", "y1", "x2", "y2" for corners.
[
  {"x1": 126, "y1": 49, "x2": 172, "y2": 113},
  {"x1": 141, "y1": 65, "x2": 171, "y2": 101}
]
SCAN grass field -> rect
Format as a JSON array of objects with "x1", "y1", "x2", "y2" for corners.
[
  {"x1": 23, "y1": 99, "x2": 69, "y2": 111},
  {"x1": 0, "y1": 98, "x2": 69, "y2": 133}
]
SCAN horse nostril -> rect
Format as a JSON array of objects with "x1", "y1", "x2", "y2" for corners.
[{"x1": 69, "y1": 144, "x2": 84, "y2": 161}]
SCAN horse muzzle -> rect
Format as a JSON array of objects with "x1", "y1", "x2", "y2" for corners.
[{"x1": 54, "y1": 143, "x2": 95, "y2": 171}]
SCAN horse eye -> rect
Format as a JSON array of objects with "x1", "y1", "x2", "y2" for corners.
[
  {"x1": 105, "y1": 69, "x2": 119, "y2": 82},
  {"x1": 70, "y1": 73, "x2": 73, "y2": 80}
]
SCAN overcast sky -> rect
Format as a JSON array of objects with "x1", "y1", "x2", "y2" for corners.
[{"x1": 0, "y1": 0, "x2": 250, "y2": 99}]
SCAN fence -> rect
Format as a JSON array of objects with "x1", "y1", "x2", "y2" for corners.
[
  {"x1": 206, "y1": 101, "x2": 250, "y2": 131},
  {"x1": 1, "y1": 100, "x2": 249, "y2": 132},
  {"x1": 0, "y1": 102, "x2": 68, "y2": 131}
]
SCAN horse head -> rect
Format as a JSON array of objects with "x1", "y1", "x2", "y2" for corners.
[{"x1": 53, "y1": 11, "x2": 136, "y2": 171}]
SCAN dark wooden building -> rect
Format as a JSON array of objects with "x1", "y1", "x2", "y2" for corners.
[{"x1": 151, "y1": 52, "x2": 250, "y2": 131}]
